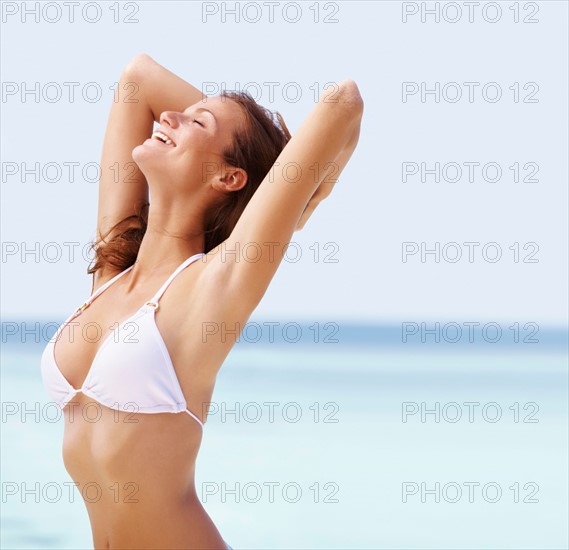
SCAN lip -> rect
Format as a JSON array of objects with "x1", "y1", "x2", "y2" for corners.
[{"x1": 152, "y1": 129, "x2": 177, "y2": 147}]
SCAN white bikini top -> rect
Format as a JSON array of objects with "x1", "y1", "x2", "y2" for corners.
[{"x1": 40, "y1": 253, "x2": 206, "y2": 428}]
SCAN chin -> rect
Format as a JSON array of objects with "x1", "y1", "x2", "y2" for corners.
[{"x1": 132, "y1": 141, "x2": 156, "y2": 167}]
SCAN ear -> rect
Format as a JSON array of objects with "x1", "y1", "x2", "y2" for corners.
[{"x1": 216, "y1": 167, "x2": 248, "y2": 193}]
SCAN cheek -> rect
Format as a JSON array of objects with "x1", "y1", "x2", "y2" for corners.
[
  {"x1": 164, "y1": 149, "x2": 204, "y2": 184},
  {"x1": 179, "y1": 139, "x2": 221, "y2": 168}
]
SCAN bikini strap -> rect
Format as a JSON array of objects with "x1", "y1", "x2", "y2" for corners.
[
  {"x1": 76, "y1": 264, "x2": 135, "y2": 313},
  {"x1": 147, "y1": 253, "x2": 205, "y2": 308}
]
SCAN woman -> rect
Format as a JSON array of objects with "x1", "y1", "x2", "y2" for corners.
[{"x1": 41, "y1": 53, "x2": 363, "y2": 549}]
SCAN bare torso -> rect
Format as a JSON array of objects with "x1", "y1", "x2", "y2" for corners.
[
  {"x1": 55, "y1": 259, "x2": 235, "y2": 549},
  {"x1": 61, "y1": 400, "x2": 226, "y2": 549}
]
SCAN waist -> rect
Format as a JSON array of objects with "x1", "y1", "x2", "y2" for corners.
[{"x1": 86, "y1": 492, "x2": 227, "y2": 549}]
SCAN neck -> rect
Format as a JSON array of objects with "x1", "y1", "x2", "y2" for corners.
[{"x1": 125, "y1": 200, "x2": 205, "y2": 291}]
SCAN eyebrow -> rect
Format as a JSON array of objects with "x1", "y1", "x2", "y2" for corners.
[{"x1": 194, "y1": 107, "x2": 217, "y2": 125}]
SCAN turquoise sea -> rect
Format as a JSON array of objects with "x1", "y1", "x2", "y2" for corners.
[{"x1": 1, "y1": 322, "x2": 567, "y2": 549}]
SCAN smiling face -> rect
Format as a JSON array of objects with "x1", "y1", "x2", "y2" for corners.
[{"x1": 132, "y1": 95, "x2": 248, "y2": 197}]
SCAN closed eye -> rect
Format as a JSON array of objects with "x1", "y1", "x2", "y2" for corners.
[{"x1": 193, "y1": 119, "x2": 204, "y2": 127}]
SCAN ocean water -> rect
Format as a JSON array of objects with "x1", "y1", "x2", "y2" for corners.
[{"x1": 1, "y1": 328, "x2": 567, "y2": 549}]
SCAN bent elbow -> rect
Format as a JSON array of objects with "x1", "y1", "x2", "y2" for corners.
[
  {"x1": 123, "y1": 52, "x2": 155, "y2": 80},
  {"x1": 325, "y1": 80, "x2": 364, "y2": 117},
  {"x1": 341, "y1": 80, "x2": 364, "y2": 106}
]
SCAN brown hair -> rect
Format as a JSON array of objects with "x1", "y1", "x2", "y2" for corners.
[{"x1": 87, "y1": 90, "x2": 292, "y2": 276}]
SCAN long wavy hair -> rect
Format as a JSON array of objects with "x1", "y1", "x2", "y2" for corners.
[{"x1": 87, "y1": 90, "x2": 292, "y2": 276}]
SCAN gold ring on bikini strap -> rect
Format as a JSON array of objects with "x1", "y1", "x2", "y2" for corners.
[{"x1": 76, "y1": 301, "x2": 90, "y2": 313}]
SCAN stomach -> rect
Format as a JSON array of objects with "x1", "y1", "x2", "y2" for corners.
[{"x1": 61, "y1": 396, "x2": 227, "y2": 549}]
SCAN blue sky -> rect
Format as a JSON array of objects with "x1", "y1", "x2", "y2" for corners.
[{"x1": 1, "y1": 1, "x2": 567, "y2": 325}]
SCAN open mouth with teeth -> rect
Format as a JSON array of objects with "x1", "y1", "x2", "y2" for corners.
[{"x1": 152, "y1": 131, "x2": 175, "y2": 146}]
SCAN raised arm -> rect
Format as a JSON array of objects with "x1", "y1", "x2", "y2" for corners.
[
  {"x1": 294, "y1": 105, "x2": 362, "y2": 231},
  {"x1": 93, "y1": 53, "x2": 206, "y2": 289},
  {"x1": 207, "y1": 80, "x2": 364, "y2": 308}
]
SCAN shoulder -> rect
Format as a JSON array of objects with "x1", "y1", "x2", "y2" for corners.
[{"x1": 90, "y1": 266, "x2": 125, "y2": 296}]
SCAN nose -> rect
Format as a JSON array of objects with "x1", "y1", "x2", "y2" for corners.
[{"x1": 159, "y1": 111, "x2": 180, "y2": 128}]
